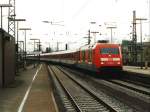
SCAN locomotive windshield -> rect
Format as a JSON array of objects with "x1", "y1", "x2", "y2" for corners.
[{"x1": 100, "y1": 48, "x2": 119, "y2": 54}]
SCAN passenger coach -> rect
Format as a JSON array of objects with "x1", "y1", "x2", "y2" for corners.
[{"x1": 39, "y1": 43, "x2": 123, "y2": 73}]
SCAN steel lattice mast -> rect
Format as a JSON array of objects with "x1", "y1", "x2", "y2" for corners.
[
  {"x1": 8, "y1": 0, "x2": 16, "y2": 37},
  {"x1": 131, "y1": 10, "x2": 137, "y2": 65}
]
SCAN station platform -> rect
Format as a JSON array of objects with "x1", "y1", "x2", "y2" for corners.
[
  {"x1": 0, "y1": 64, "x2": 58, "y2": 112},
  {"x1": 123, "y1": 66, "x2": 150, "y2": 76}
]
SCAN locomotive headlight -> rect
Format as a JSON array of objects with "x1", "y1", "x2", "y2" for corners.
[
  {"x1": 101, "y1": 58, "x2": 108, "y2": 61},
  {"x1": 101, "y1": 62, "x2": 104, "y2": 64},
  {"x1": 113, "y1": 58, "x2": 120, "y2": 61},
  {"x1": 117, "y1": 62, "x2": 120, "y2": 64}
]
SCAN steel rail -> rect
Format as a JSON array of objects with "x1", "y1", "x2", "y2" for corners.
[
  {"x1": 122, "y1": 79, "x2": 150, "y2": 89},
  {"x1": 48, "y1": 66, "x2": 82, "y2": 112},
  {"x1": 106, "y1": 80, "x2": 150, "y2": 96},
  {"x1": 60, "y1": 66, "x2": 149, "y2": 112},
  {"x1": 57, "y1": 66, "x2": 117, "y2": 112}
]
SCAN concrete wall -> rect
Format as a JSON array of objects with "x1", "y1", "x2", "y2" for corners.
[
  {"x1": 4, "y1": 34, "x2": 15, "y2": 87},
  {"x1": 0, "y1": 30, "x2": 3, "y2": 87},
  {"x1": 0, "y1": 29, "x2": 15, "y2": 88}
]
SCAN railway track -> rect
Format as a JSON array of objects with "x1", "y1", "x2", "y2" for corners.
[
  {"x1": 92, "y1": 79, "x2": 150, "y2": 112},
  {"x1": 106, "y1": 79, "x2": 150, "y2": 96},
  {"x1": 48, "y1": 65, "x2": 133, "y2": 112},
  {"x1": 63, "y1": 66, "x2": 150, "y2": 99},
  {"x1": 59, "y1": 66, "x2": 150, "y2": 112},
  {"x1": 118, "y1": 79, "x2": 150, "y2": 89},
  {"x1": 49, "y1": 65, "x2": 117, "y2": 111},
  {"x1": 121, "y1": 71, "x2": 150, "y2": 86}
]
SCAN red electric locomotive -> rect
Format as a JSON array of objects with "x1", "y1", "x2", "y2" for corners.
[
  {"x1": 77, "y1": 43, "x2": 123, "y2": 73},
  {"x1": 39, "y1": 42, "x2": 123, "y2": 73}
]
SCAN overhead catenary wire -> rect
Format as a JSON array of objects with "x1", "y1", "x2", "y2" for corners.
[{"x1": 72, "y1": 0, "x2": 91, "y2": 18}]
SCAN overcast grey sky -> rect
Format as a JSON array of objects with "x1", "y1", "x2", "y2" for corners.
[{"x1": 1, "y1": 0, "x2": 150, "y2": 51}]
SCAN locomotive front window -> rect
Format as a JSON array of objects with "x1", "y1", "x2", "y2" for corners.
[{"x1": 100, "y1": 48, "x2": 119, "y2": 54}]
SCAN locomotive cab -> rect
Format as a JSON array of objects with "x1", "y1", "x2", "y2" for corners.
[{"x1": 95, "y1": 43, "x2": 123, "y2": 71}]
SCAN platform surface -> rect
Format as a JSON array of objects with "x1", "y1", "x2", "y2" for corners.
[
  {"x1": 0, "y1": 64, "x2": 57, "y2": 112},
  {"x1": 123, "y1": 66, "x2": 150, "y2": 76}
]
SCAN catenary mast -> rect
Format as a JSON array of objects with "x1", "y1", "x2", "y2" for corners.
[{"x1": 8, "y1": 0, "x2": 16, "y2": 37}]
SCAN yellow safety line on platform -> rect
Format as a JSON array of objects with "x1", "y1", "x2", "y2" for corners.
[{"x1": 17, "y1": 64, "x2": 42, "y2": 112}]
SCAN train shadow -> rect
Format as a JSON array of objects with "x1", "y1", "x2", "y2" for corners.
[
  {"x1": 47, "y1": 62, "x2": 123, "y2": 80},
  {"x1": 71, "y1": 66, "x2": 123, "y2": 80},
  {"x1": 89, "y1": 70, "x2": 123, "y2": 79}
]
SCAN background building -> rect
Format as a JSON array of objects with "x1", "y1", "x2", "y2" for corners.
[{"x1": 122, "y1": 40, "x2": 150, "y2": 66}]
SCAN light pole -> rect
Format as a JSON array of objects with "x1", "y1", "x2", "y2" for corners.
[
  {"x1": 8, "y1": 18, "x2": 26, "y2": 72},
  {"x1": 66, "y1": 42, "x2": 77, "y2": 50},
  {"x1": 42, "y1": 20, "x2": 64, "y2": 26},
  {"x1": 107, "y1": 26, "x2": 117, "y2": 43},
  {"x1": 45, "y1": 42, "x2": 51, "y2": 52},
  {"x1": 18, "y1": 41, "x2": 24, "y2": 68},
  {"x1": 19, "y1": 28, "x2": 31, "y2": 68},
  {"x1": 135, "y1": 18, "x2": 147, "y2": 69},
  {"x1": 30, "y1": 39, "x2": 40, "y2": 51},
  {"x1": 88, "y1": 30, "x2": 91, "y2": 44},
  {"x1": 35, "y1": 41, "x2": 41, "y2": 51},
  {"x1": 90, "y1": 31, "x2": 99, "y2": 43},
  {"x1": 35, "y1": 40, "x2": 41, "y2": 64},
  {"x1": 56, "y1": 42, "x2": 62, "y2": 51},
  {"x1": 30, "y1": 39, "x2": 41, "y2": 53},
  {"x1": 30, "y1": 39, "x2": 41, "y2": 64},
  {"x1": 30, "y1": 38, "x2": 40, "y2": 67},
  {"x1": 42, "y1": 20, "x2": 64, "y2": 51},
  {"x1": 0, "y1": 4, "x2": 12, "y2": 29},
  {"x1": 99, "y1": 25, "x2": 102, "y2": 35},
  {"x1": 85, "y1": 22, "x2": 97, "y2": 45},
  {"x1": 18, "y1": 41, "x2": 24, "y2": 52}
]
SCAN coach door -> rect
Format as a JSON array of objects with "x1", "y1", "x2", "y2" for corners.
[
  {"x1": 82, "y1": 50, "x2": 86, "y2": 63},
  {"x1": 88, "y1": 49, "x2": 92, "y2": 64}
]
